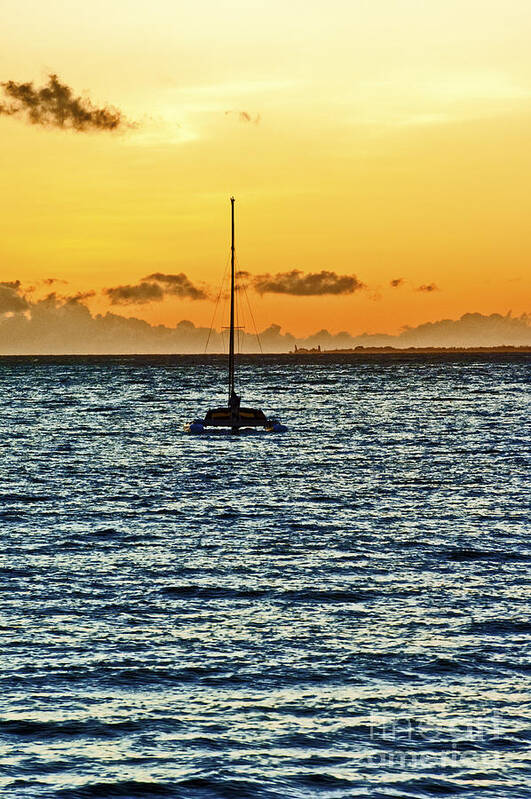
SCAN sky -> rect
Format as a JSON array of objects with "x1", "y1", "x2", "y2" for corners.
[{"x1": 1, "y1": 0, "x2": 530, "y2": 349}]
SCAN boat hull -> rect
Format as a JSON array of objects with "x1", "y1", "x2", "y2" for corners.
[
  {"x1": 184, "y1": 408, "x2": 286, "y2": 434},
  {"x1": 203, "y1": 406, "x2": 269, "y2": 427}
]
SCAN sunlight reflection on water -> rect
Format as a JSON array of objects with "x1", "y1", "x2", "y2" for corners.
[{"x1": 0, "y1": 354, "x2": 529, "y2": 798}]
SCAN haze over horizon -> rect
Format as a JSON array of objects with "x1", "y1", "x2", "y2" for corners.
[
  {"x1": 0, "y1": 279, "x2": 529, "y2": 353},
  {"x1": 1, "y1": 0, "x2": 530, "y2": 348}
]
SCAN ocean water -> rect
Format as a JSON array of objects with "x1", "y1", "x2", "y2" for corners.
[{"x1": 1, "y1": 354, "x2": 530, "y2": 799}]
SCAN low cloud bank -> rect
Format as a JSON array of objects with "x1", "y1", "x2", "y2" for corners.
[
  {"x1": 0, "y1": 286, "x2": 528, "y2": 354},
  {"x1": 0, "y1": 282, "x2": 29, "y2": 314}
]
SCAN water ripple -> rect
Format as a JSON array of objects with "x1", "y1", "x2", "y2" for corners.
[{"x1": 0, "y1": 354, "x2": 529, "y2": 798}]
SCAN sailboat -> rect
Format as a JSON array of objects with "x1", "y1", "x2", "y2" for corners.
[{"x1": 185, "y1": 197, "x2": 287, "y2": 434}]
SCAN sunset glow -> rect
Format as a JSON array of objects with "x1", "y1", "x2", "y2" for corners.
[{"x1": 2, "y1": 0, "x2": 530, "y2": 344}]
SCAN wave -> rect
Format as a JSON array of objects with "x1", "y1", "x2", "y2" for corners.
[
  {"x1": 160, "y1": 585, "x2": 420, "y2": 603},
  {"x1": 445, "y1": 548, "x2": 530, "y2": 562},
  {"x1": 0, "y1": 718, "x2": 154, "y2": 739},
  {"x1": 54, "y1": 781, "x2": 177, "y2": 798},
  {"x1": 466, "y1": 619, "x2": 531, "y2": 635},
  {"x1": 161, "y1": 585, "x2": 269, "y2": 599},
  {"x1": 0, "y1": 493, "x2": 55, "y2": 503},
  {"x1": 54, "y1": 777, "x2": 266, "y2": 798}
]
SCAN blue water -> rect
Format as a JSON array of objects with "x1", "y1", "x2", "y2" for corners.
[{"x1": 1, "y1": 354, "x2": 530, "y2": 799}]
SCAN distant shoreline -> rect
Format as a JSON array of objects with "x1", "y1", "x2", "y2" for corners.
[
  {"x1": 0, "y1": 346, "x2": 530, "y2": 358},
  {"x1": 290, "y1": 345, "x2": 531, "y2": 355}
]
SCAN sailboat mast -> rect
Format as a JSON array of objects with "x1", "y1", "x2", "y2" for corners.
[{"x1": 228, "y1": 196, "x2": 235, "y2": 404}]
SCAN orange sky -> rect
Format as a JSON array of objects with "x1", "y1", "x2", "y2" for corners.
[{"x1": 1, "y1": 0, "x2": 530, "y2": 337}]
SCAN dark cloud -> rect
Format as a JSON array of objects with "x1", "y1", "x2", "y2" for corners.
[
  {"x1": 390, "y1": 278, "x2": 404, "y2": 288},
  {"x1": 144, "y1": 273, "x2": 208, "y2": 300},
  {"x1": 104, "y1": 273, "x2": 208, "y2": 305},
  {"x1": 253, "y1": 269, "x2": 364, "y2": 296},
  {"x1": 225, "y1": 110, "x2": 261, "y2": 124},
  {"x1": 0, "y1": 74, "x2": 131, "y2": 131},
  {"x1": 41, "y1": 289, "x2": 96, "y2": 306},
  {"x1": 416, "y1": 283, "x2": 439, "y2": 292},
  {"x1": 65, "y1": 290, "x2": 96, "y2": 303},
  {"x1": 0, "y1": 281, "x2": 29, "y2": 314},
  {"x1": 104, "y1": 282, "x2": 165, "y2": 305},
  {"x1": 43, "y1": 277, "x2": 68, "y2": 286}
]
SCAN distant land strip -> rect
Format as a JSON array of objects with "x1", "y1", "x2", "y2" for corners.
[{"x1": 290, "y1": 345, "x2": 531, "y2": 355}]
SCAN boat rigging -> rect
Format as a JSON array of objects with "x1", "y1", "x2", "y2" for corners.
[{"x1": 185, "y1": 197, "x2": 286, "y2": 435}]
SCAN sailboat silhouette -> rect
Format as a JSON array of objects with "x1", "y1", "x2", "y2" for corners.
[{"x1": 185, "y1": 197, "x2": 287, "y2": 434}]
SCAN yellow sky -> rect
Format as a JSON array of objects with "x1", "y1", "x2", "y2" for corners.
[{"x1": 1, "y1": 0, "x2": 530, "y2": 336}]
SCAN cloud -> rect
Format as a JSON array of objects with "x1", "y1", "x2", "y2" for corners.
[
  {"x1": 390, "y1": 278, "x2": 404, "y2": 288},
  {"x1": 0, "y1": 74, "x2": 131, "y2": 131},
  {"x1": 104, "y1": 282, "x2": 165, "y2": 305},
  {"x1": 416, "y1": 283, "x2": 439, "y2": 292},
  {"x1": 39, "y1": 289, "x2": 97, "y2": 307},
  {"x1": 396, "y1": 312, "x2": 529, "y2": 347},
  {"x1": 104, "y1": 273, "x2": 208, "y2": 305},
  {"x1": 1, "y1": 280, "x2": 22, "y2": 290},
  {"x1": 144, "y1": 273, "x2": 208, "y2": 300},
  {"x1": 64, "y1": 290, "x2": 96, "y2": 303},
  {"x1": 0, "y1": 287, "x2": 529, "y2": 354},
  {"x1": 225, "y1": 110, "x2": 261, "y2": 124},
  {"x1": 253, "y1": 270, "x2": 364, "y2": 296},
  {"x1": 290, "y1": 312, "x2": 531, "y2": 350},
  {"x1": 0, "y1": 281, "x2": 29, "y2": 313},
  {"x1": 43, "y1": 277, "x2": 68, "y2": 286}
]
